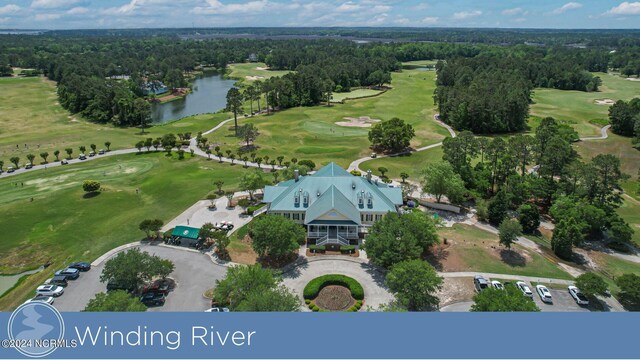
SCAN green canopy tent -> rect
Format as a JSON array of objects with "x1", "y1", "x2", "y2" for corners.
[{"x1": 170, "y1": 226, "x2": 200, "y2": 245}]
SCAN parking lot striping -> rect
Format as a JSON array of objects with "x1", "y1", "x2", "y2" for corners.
[{"x1": 440, "y1": 272, "x2": 574, "y2": 286}]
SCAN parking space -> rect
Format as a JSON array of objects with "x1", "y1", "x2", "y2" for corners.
[
  {"x1": 53, "y1": 243, "x2": 227, "y2": 312},
  {"x1": 532, "y1": 288, "x2": 589, "y2": 312}
]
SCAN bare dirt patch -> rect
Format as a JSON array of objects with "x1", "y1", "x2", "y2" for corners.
[
  {"x1": 335, "y1": 116, "x2": 382, "y2": 128},
  {"x1": 436, "y1": 277, "x2": 475, "y2": 307},
  {"x1": 625, "y1": 77, "x2": 640, "y2": 82},
  {"x1": 594, "y1": 99, "x2": 616, "y2": 105},
  {"x1": 314, "y1": 285, "x2": 355, "y2": 311}
]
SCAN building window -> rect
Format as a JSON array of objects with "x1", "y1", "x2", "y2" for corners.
[
  {"x1": 375, "y1": 214, "x2": 382, "y2": 221},
  {"x1": 293, "y1": 213, "x2": 300, "y2": 221},
  {"x1": 284, "y1": 213, "x2": 291, "y2": 219},
  {"x1": 361, "y1": 214, "x2": 365, "y2": 222},
  {"x1": 366, "y1": 214, "x2": 373, "y2": 222}
]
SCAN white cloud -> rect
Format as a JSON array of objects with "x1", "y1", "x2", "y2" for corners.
[
  {"x1": 421, "y1": 16, "x2": 439, "y2": 25},
  {"x1": 452, "y1": 10, "x2": 482, "y2": 20},
  {"x1": 413, "y1": 3, "x2": 428, "y2": 11},
  {"x1": 192, "y1": 0, "x2": 280, "y2": 15},
  {"x1": 0, "y1": 4, "x2": 20, "y2": 15},
  {"x1": 67, "y1": 6, "x2": 88, "y2": 15},
  {"x1": 336, "y1": 1, "x2": 361, "y2": 12},
  {"x1": 511, "y1": 17, "x2": 526, "y2": 23},
  {"x1": 550, "y1": 2, "x2": 582, "y2": 15},
  {"x1": 603, "y1": 2, "x2": 640, "y2": 16},
  {"x1": 393, "y1": 17, "x2": 410, "y2": 25},
  {"x1": 502, "y1": 7, "x2": 527, "y2": 16},
  {"x1": 31, "y1": 0, "x2": 82, "y2": 9}
]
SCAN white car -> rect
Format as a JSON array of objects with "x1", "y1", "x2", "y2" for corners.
[
  {"x1": 24, "y1": 296, "x2": 55, "y2": 305},
  {"x1": 491, "y1": 280, "x2": 504, "y2": 290},
  {"x1": 205, "y1": 307, "x2": 230, "y2": 312},
  {"x1": 536, "y1": 285, "x2": 553, "y2": 303},
  {"x1": 516, "y1": 281, "x2": 533, "y2": 297},
  {"x1": 36, "y1": 285, "x2": 64, "y2": 297},
  {"x1": 568, "y1": 286, "x2": 589, "y2": 306}
]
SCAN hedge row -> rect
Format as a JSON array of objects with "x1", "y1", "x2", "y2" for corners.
[{"x1": 303, "y1": 274, "x2": 364, "y2": 300}]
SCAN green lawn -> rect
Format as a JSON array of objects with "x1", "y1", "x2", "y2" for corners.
[
  {"x1": 0, "y1": 77, "x2": 237, "y2": 163},
  {"x1": 225, "y1": 62, "x2": 291, "y2": 83},
  {"x1": 437, "y1": 224, "x2": 573, "y2": 280},
  {"x1": 361, "y1": 146, "x2": 444, "y2": 180},
  {"x1": 206, "y1": 68, "x2": 448, "y2": 169},
  {"x1": 331, "y1": 89, "x2": 384, "y2": 103},
  {"x1": 531, "y1": 72, "x2": 640, "y2": 137},
  {"x1": 0, "y1": 152, "x2": 250, "y2": 310}
]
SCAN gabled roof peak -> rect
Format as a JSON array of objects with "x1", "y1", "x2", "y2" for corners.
[{"x1": 312, "y1": 162, "x2": 352, "y2": 178}]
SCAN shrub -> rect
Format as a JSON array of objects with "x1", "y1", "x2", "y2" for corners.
[
  {"x1": 350, "y1": 170, "x2": 362, "y2": 177},
  {"x1": 305, "y1": 299, "x2": 311, "y2": 305},
  {"x1": 382, "y1": 178, "x2": 392, "y2": 184},
  {"x1": 340, "y1": 245, "x2": 356, "y2": 254},
  {"x1": 308, "y1": 245, "x2": 326, "y2": 253},
  {"x1": 298, "y1": 159, "x2": 316, "y2": 170},
  {"x1": 303, "y1": 274, "x2": 364, "y2": 300},
  {"x1": 82, "y1": 180, "x2": 101, "y2": 193}
]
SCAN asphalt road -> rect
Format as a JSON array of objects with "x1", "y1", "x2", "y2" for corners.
[{"x1": 54, "y1": 244, "x2": 227, "y2": 312}]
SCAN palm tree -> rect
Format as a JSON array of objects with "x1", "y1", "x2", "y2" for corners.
[
  {"x1": 263, "y1": 155, "x2": 270, "y2": 165},
  {"x1": 242, "y1": 156, "x2": 249, "y2": 168},
  {"x1": 79, "y1": 146, "x2": 86, "y2": 154},
  {"x1": 291, "y1": 157, "x2": 298, "y2": 165},
  {"x1": 26, "y1": 154, "x2": 35, "y2": 165},
  {"x1": 400, "y1": 172, "x2": 409, "y2": 183},
  {"x1": 277, "y1": 156, "x2": 285, "y2": 166},
  {"x1": 229, "y1": 154, "x2": 236, "y2": 165},
  {"x1": 216, "y1": 152, "x2": 224, "y2": 163},
  {"x1": 65, "y1": 148, "x2": 73, "y2": 159},
  {"x1": 270, "y1": 160, "x2": 276, "y2": 170},
  {"x1": 90, "y1": 144, "x2": 97, "y2": 153},
  {"x1": 214, "y1": 180, "x2": 224, "y2": 194},
  {"x1": 255, "y1": 157, "x2": 263, "y2": 168},
  {"x1": 250, "y1": 152, "x2": 257, "y2": 162},
  {"x1": 206, "y1": 149, "x2": 212, "y2": 159},
  {"x1": 272, "y1": 171, "x2": 280, "y2": 183},
  {"x1": 53, "y1": 150, "x2": 60, "y2": 161},
  {"x1": 225, "y1": 149, "x2": 232, "y2": 158},
  {"x1": 40, "y1": 152, "x2": 49, "y2": 164},
  {"x1": 104, "y1": 141, "x2": 111, "y2": 151}
]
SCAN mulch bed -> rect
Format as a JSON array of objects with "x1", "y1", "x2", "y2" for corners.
[
  {"x1": 313, "y1": 285, "x2": 355, "y2": 311},
  {"x1": 306, "y1": 249, "x2": 360, "y2": 257}
]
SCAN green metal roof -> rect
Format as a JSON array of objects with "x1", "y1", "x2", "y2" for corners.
[
  {"x1": 264, "y1": 162, "x2": 402, "y2": 220},
  {"x1": 171, "y1": 226, "x2": 200, "y2": 240},
  {"x1": 304, "y1": 185, "x2": 362, "y2": 225}
]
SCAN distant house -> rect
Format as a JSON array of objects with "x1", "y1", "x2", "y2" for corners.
[
  {"x1": 263, "y1": 163, "x2": 403, "y2": 246},
  {"x1": 248, "y1": 53, "x2": 258, "y2": 62},
  {"x1": 142, "y1": 81, "x2": 169, "y2": 96}
]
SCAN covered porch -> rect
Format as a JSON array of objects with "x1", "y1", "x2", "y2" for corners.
[{"x1": 307, "y1": 220, "x2": 359, "y2": 246}]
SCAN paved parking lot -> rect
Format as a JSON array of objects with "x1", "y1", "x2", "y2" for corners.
[
  {"x1": 531, "y1": 287, "x2": 589, "y2": 312},
  {"x1": 54, "y1": 244, "x2": 227, "y2": 312}
]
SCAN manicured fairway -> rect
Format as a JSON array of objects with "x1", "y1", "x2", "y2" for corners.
[
  {"x1": 360, "y1": 146, "x2": 444, "y2": 181},
  {"x1": 225, "y1": 62, "x2": 291, "y2": 82},
  {"x1": 0, "y1": 153, "x2": 250, "y2": 310},
  {"x1": 331, "y1": 89, "x2": 384, "y2": 103},
  {"x1": 531, "y1": 72, "x2": 640, "y2": 137},
  {"x1": 206, "y1": 68, "x2": 448, "y2": 169}
]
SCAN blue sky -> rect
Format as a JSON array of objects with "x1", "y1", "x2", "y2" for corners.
[{"x1": 0, "y1": 1, "x2": 639, "y2": 29}]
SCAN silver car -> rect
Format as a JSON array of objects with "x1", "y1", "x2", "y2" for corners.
[
  {"x1": 516, "y1": 281, "x2": 533, "y2": 297},
  {"x1": 536, "y1": 285, "x2": 553, "y2": 303}
]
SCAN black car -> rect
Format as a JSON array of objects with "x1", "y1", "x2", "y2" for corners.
[
  {"x1": 140, "y1": 292, "x2": 165, "y2": 306},
  {"x1": 68, "y1": 262, "x2": 91, "y2": 272}
]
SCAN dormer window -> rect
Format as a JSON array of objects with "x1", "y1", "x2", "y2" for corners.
[{"x1": 303, "y1": 191, "x2": 309, "y2": 207}]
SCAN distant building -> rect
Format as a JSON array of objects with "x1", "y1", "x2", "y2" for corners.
[
  {"x1": 142, "y1": 81, "x2": 169, "y2": 96},
  {"x1": 248, "y1": 53, "x2": 258, "y2": 62},
  {"x1": 263, "y1": 163, "x2": 403, "y2": 246}
]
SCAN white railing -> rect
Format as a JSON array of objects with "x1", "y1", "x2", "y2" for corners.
[
  {"x1": 336, "y1": 235, "x2": 349, "y2": 246},
  {"x1": 316, "y1": 235, "x2": 330, "y2": 246}
]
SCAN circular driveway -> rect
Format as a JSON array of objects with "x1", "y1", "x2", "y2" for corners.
[
  {"x1": 54, "y1": 243, "x2": 228, "y2": 312},
  {"x1": 281, "y1": 258, "x2": 393, "y2": 310}
]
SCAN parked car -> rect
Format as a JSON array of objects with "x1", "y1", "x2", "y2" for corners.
[
  {"x1": 68, "y1": 262, "x2": 91, "y2": 272},
  {"x1": 7, "y1": 167, "x2": 15, "y2": 173},
  {"x1": 142, "y1": 279, "x2": 172, "y2": 295},
  {"x1": 89, "y1": 151, "x2": 96, "y2": 157},
  {"x1": 44, "y1": 275, "x2": 68, "y2": 287},
  {"x1": 536, "y1": 285, "x2": 553, "y2": 303},
  {"x1": 205, "y1": 307, "x2": 230, "y2": 312},
  {"x1": 25, "y1": 163, "x2": 33, "y2": 169},
  {"x1": 474, "y1": 275, "x2": 489, "y2": 292},
  {"x1": 98, "y1": 149, "x2": 106, "y2": 155},
  {"x1": 140, "y1": 292, "x2": 165, "y2": 306},
  {"x1": 568, "y1": 286, "x2": 589, "y2": 306},
  {"x1": 79, "y1": 154, "x2": 87, "y2": 160},
  {"x1": 36, "y1": 285, "x2": 64, "y2": 297},
  {"x1": 54, "y1": 268, "x2": 80, "y2": 280},
  {"x1": 60, "y1": 160, "x2": 68, "y2": 165},
  {"x1": 516, "y1": 281, "x2": 534, "y2": 297},
  {"x1": 24, "y1": 296, "x2": 55, "y2": 305},
  {"x1": 491, "y1": 280, "x2": 504, "y2": 290},
  {"x1": 370, "y1": 153, "x2": 377, "y2": 158}
]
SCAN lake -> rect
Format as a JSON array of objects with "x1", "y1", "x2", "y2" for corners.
[
  {"x1": 0, "y1": 266, "x2": 44, "y2": 297},
  {"x1": 151, "y1": 71, "x2": 236, "y2": 124}
]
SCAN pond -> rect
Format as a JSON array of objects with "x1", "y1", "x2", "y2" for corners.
[
  {"x1": 0, "y1": 266, "x2": 45, "y2": 297},
  {"x1": 151, "y1": 71, "x2": 237, "y2": 124}
]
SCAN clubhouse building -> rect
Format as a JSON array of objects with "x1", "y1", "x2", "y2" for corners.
[{"x1": 263, "y1": 163, "x2": 403, "y2": 246}]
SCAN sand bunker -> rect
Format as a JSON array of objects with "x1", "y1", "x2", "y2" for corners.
[
  {"x1": 256, "y1": 67, "x2": 268, "y2": 71},
  {"x1": 594, "y1": 99, "x2": 616, "y2": 105},
  {"x1": 245, "y1": 75, "x2": 265, "y2": 81},
  {"x1": 335, "y1": 116, "x2": 382, "y2": 128},
  {"x1": 626, "y1": 77, "x2": 640, "y2": 82}
]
